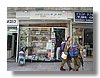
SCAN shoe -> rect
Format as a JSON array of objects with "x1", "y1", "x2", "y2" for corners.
[
  {"x1": 76, "y1": 69, "x2": 78, "y2": 71},
  {"x1": 69, "y1": 67, "x2": 73, "y2": 71},
  {"x1": 60, "y1": 66, "x2": 66, "y2": 71}
]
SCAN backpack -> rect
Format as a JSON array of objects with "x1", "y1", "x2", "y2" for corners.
[
  {"x1": 69, "y1": 46, "x2": 79, "y2": 57},
  {"x1": 60, "y1": 40, "x2": 67, "y2": 51}
]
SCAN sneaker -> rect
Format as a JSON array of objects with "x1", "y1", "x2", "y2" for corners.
[
  {"x1": 60, "y1": 66, "x2": 66, "y2": 71},
  {"x1": 69, "y1": 67, "x2": 73, "y2": 71}
]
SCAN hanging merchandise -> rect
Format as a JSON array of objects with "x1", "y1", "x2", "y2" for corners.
[
  {"x1": 56, "y1": 47, "x2": 60, "y2": 60},
  {"x1": 46, "y1": 40, "x2": 52, "y2": 50},
  {"x1": 48, "y1": 49, "x2": 51, "y2": 57},
  {"x1": 51, "y1": 32, "x2": 55, "y2": 38}
]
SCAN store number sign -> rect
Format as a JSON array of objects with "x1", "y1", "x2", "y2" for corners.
[{"x1": 7, "y1": 19, "x2": 18, "y2": 26}]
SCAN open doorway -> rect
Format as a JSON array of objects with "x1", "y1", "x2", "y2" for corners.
[
  {"x1": 7, "y1": 33, "x2": 17, "y2": 61},
  {"x1": 54, "y1": 28, "x2": 65, "y2": 60},
  {"x1": 84, "y1": 29, "x2": 93, "y2": 56}
]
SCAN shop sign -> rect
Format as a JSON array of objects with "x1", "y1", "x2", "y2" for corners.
[
  {"x1": 30, "y1": 11, "x2": 69, "y2": 20},
  {"x1": 74, "y1": 12, "x2": 93, "y2": 23},
  {"x1": 7, "y1": 19, "x2": 19, "y2": 26}
]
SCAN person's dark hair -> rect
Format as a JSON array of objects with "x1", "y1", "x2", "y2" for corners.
[
  {"x1": 20, "y1": 47, "x2": 24, "y2": 51},
  {"x1": 67, "y1": 36, "x2": 70, "y2": 41},
  {"x1": 25, "y1": 47, "x2": 28, "y2": 51}
]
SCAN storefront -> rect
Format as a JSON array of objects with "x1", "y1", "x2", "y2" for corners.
[
  {"x1": 14, "y1": 10, "x2": 72, "y2": 62},
  {"x1": 19, "y1": 22, "x2": 69, "y2": 61},
  {"x1": 7, "y1": 9, "x2": 93, "y2": 62},
  {"x1": 73, "y1": 12, "x2": 93, "y2": 56}
]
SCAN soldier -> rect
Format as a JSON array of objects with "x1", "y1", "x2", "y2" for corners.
[
  {"x1": 60, "y1": 36, "x2": 73, "y2": 71},
  {"x1": 72, "y1": 36, "x2": 82, "y2": 71}
]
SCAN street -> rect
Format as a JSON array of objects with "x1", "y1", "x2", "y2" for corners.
[{"x1": 7, "y1": 61, "x2": 93, "y2": 71}]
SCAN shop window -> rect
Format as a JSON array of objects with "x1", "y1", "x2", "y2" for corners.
[{"x1": 19, "y1": 27, "x2": 55, "y2": 61}]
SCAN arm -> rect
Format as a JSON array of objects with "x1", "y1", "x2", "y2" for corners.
[
  {"x1": 77, "y1": 41, "x2": 82, "y2": 48},
  {"x1": 64, "y1": 42, "x2": 69, "y2": 55}
]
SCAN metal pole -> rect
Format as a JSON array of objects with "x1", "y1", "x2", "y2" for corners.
[
  {"x1": 65, "y1": 23, "x2": 69, "y2": 40},
  {"x1": 69, "y1": 19, "x2": 72, "y2": 38},
  {"x1": 16, "y1": 24, "x2": 19, "y2": 62}
]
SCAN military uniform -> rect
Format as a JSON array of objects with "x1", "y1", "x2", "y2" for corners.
[
  {"x1": 60, "y1": 41, "x2": 72, "y2": 71},
  {"x1": 60, "y1": 37, "x2": 82, "y2": 71},
  {"x1": 73, "y1": 54, "x2": 81, "y2": 71},
  {"x1": 73, "y1": 37, "x2": 82, "y2": 71}
]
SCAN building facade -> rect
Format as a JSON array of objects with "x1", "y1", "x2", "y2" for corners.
[{"x1": 7, "y1": 7, "x2": 93, "y2": 62}]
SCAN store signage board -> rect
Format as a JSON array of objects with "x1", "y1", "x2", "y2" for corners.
[
  {"x1": 7, "y1": 19, "x2": 19, "y2": 26},
  {"x1": 30, "y1": 11, "x2": 69, "y2": 20},
  {"x1": 74, "y1": 12, "x2": 93, "y2": 23}
]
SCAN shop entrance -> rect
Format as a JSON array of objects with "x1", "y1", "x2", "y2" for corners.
[
  {"x1": 7, "y1": 33, "x2": 17, "y2": 60},
  {"x1": 54, "y1": 28, "x2": 65, "y2": 60},
  {"x1": 84, "y1": 29, "x2": 93, "y2": 56}
]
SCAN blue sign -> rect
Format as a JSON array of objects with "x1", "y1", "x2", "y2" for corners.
[{"x1": 75, "y1": 12, "x2": 93, "y2": 23}]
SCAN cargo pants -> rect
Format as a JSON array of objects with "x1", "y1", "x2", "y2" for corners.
[
  {"x1": 73, "y1": 55, "x2": 81, "y2": 71},
  {"x1": 61, "y1": 55, "x2": 72, "y2": 68}
]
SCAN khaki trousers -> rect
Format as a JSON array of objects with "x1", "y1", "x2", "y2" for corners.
[
  {"x1": 74, "y1": 57, "x2": 81, "y2": 70},
  {"x1": 61, "y1": 56, "x2": 71, "y2": 68}
]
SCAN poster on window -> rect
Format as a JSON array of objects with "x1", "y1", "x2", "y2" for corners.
[{"x1": 51, "y1": 32, "x2": 55, "y2": 38}]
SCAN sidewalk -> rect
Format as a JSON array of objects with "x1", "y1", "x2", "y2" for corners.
[
  {"x1": 7, "y1": 56, "x2": 93, "y2": 62},
  {"x1": 7, "y1": 58, "x2": 16, "y2": 62},
  {"x1": 7, "y1": 61, "x2": 93, "y2": 71},
  {"x1": 83, "y1": 56, "x2": 93, "y2": 62}
]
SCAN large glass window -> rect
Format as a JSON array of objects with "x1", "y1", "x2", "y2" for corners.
[{"x1": 19, "y1": 27, "x2": 55, "y2": 61}]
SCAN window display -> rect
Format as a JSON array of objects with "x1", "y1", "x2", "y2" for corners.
[
  {"x1": 19, "y1": 27, "x2": 55, "y2": 61},
  {"x1": 20, "y1": 27, "x2": 28, "y2": 48}
]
